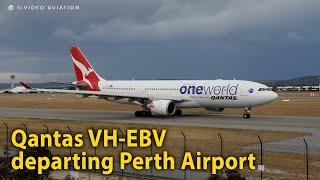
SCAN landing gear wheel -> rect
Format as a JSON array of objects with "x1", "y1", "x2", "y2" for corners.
[
  {"x1": 243, "y1": 107, "x2": 251, "y2": 119},
  {"x1": 145, "y1": 111, "x2": 152, "y2": 117},
  {"x1": 243, "y1": 113, "x2": 251, "y2": 119},
  {"x1": 174, "y1": 109, "x2": 182, "y2": 116},
  {"x1": 135, "y1": 111, "x2": 152, "y2": 117},
  {"x1": 135, "y1": 111, "x2": 142, "y2": 117}
]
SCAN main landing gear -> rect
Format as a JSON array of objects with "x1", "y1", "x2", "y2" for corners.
[
  {"x1": 135, "y1": 110, "x2": 152, "y2": 117},
  {"x1": 243, "y1": 107, "x2": 251, "y2": 119},
  {"x1": 174, "y1": 109, "x2": 182, "y2": 116}
]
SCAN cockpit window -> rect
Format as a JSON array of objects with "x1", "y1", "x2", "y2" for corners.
[{"x1": 258, "y1": 88, "x2": 273, "y2": 91}]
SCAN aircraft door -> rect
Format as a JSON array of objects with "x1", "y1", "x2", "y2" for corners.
[{"x1": 240, "y1": 84, "x2": 249, "y2": 96}]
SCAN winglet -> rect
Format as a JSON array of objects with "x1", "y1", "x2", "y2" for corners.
[{"x1": 20, "y1": 82, "x2": 32, "y2": 89}]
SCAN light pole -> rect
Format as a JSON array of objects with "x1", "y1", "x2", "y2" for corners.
[
  {"x1": 303, "y1": 138, "x2": 309, "y2": 180},
  {"x1": 180, "y1": 131, "x2": 186, "y2": 180},
  {"x1": 109, "y1": 126, "x2": 125, "y2": 176},
  {"x1": 257, "y1": 135, "x2": 263, "y2": 180},
  {"x1": 22, "y1": 123, "x2": 28, "y2": 134},
  {"x1": 3, "y1": 122, "x2": 9, "y2": 171},
  {"x1": 44, "y1": 124, "x2": 49, "y2": 134},
  {"x1": 90, "y1": 127, "x2": 97, "y2": 157},
  {"x1": 44, "y1": 124, "x2": 49, "y2": 149},
  {"x1": 150, "y1": 137, "x2": 153, "y2": 177},
  {"x1": 10, "y1": 74, "x2": 15, "y2": 89},
  {"x1": 218, "y1": 133, "x2": 223, "y2": 178},
  {"x1": 66, "y1": 125, "x2": 72, "y2": 157},
  {"x1": 117, "y1": 128, "x2": 124, "y2": 176}
]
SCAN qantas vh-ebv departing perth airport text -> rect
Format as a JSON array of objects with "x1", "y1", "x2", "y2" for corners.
[{"x1": 21, "y1": 46, "x2": 278, "y2": 118}]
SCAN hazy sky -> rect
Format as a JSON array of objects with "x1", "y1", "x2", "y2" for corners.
[{"x1": 1, "y1": 0, "x2": 320, "y2": 82}]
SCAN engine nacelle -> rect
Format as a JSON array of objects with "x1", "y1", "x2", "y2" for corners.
[
  {"x1": 205, "y1": 107, "x2": 225, "y2": 112},
  {"x1": 147, "y1": 100, "x2": 176, "y2": 116}
]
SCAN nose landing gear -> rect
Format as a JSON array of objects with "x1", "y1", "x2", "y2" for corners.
[{"x1": 243, "y1": 107, "x2": 251, "y2": 119}]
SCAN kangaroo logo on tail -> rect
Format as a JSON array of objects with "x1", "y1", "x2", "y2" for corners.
[{"x1": 70, "y1": 46, "x2": 103, "y2": 91}]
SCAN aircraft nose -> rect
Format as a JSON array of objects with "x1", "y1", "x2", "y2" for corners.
[{"x1": 270, "y1": 91, "x2": 278, "y2": 101}]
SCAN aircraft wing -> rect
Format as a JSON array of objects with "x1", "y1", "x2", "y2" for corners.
[
  {"x1": 50, "y1": 81, "x2": 74, "y2": 85},
  {"x1": 20, "y1": 82, "x2": 184, "y2": 101}
]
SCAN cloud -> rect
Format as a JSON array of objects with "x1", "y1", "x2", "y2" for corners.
[
  {"x1": 54, "y1": 27, "x2": 79, "y2": 39},
  {"x1": 54, "y1": 0, "x2": 320, "y2": 41},
  {"x1": 0, "y1": 48, "x2": 73, "y2": 77},
  {"x1": 288, "y1": 32, "x2": 304, "y2": 41},
  {"x1": 1, "y1": 0, "x2": 320, "y2": 81}
]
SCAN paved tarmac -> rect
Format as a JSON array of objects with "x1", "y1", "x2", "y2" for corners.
[{"x1": 0, "y1": 107, "x2": 319, "y2": 154}]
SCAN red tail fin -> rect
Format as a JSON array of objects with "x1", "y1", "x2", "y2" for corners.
[{"x1": 70, "y1": 46, "x2": 102, "y2": 91}]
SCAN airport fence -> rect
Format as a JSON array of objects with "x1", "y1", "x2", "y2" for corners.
[{"x1": 0, "y1": 122, "x2": 317, "y2": 180}]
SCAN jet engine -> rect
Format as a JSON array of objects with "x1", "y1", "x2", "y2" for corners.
[{"x1": 147, "y1": 100, "x2": 176, "y2": 116}]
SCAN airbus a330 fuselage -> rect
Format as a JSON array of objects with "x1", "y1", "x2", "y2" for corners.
[
  {"x1": 23, "y1": 46, "x2": 278, "y2": 118},
  {"x1": 96, "y1": 79, "x2": 277, "y2": 117}
]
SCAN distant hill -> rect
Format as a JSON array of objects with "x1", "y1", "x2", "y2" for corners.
[{"x1": 259, "y1": 76, "x2": 320, "y2": 87}]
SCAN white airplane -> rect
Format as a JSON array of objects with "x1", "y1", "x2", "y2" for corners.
[
  {"x1": 1, "y1": 86, "x2": 29, "y2": 93},
  {"x1": 21, "y1": 46, "x2": 278, "y2": 118}
]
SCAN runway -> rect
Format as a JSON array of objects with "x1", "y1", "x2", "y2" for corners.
[{"x1": 0, "y1": 107, "x2": 319, "y2": 154}]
